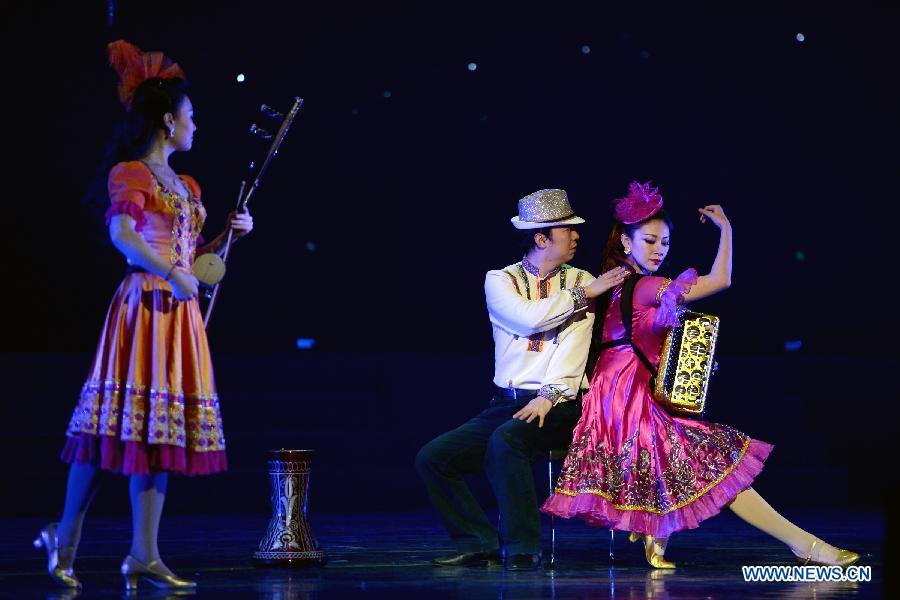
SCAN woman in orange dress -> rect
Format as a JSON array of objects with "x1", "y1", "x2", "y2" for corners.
[{"x1": 34, "y1": 40, "x2": 253, "y2": 591}]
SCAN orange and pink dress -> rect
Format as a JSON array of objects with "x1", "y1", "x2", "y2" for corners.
[{"x1": 62, "y1": 161, "x2": 227, "y2": 476}]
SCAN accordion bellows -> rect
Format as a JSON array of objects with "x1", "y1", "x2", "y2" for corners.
[{"x1": 653, "y1": 310, "x2": 720, "y2": 416}]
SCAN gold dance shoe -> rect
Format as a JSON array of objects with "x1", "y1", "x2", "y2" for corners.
[
  {"x1": 34, "y1": 522, "x2": 82, "y2": 589},
  {"x1": 629, "y1": 532, "x2": 676, "y2": 569},
  {"x1": 793, "y1": 538, "x2": 860, "y2": 568},
  {"x1": 121, "y1": 555, "x2": 197, "y2": 591}
]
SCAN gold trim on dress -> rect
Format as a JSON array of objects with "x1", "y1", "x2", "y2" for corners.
[{"x1": 553, "y1": 436, "x2": 750, "y2": 515}]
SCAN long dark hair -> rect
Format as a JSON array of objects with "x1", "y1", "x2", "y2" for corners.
[{"x1": 83, "y1": 77, "x2": 190, "y2": 237}]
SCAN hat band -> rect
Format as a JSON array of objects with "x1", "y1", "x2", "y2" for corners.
[{"x1": 520, "y1": 211, "x2": 575, "y2": 224}]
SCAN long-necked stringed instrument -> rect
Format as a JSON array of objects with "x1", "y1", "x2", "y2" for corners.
[{"x1": 193, "y1": 97, "x2": 304, "y2": 328}]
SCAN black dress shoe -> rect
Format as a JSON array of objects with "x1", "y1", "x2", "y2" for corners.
[
  {"x1": 504, "y1": 553, "x2": 542, "y2": 571},
  {"x1": 432, "y1": 550, "x2": 502, "y2": 567}
]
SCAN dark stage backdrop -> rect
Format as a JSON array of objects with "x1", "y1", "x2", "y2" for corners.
[{"x1": 1, "y1": 2, "x2": 898, "y2": 515}]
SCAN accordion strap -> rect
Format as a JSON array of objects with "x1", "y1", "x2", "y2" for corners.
[{"x1": 595, "y1": 274, "x2": 659, "y2": 380}]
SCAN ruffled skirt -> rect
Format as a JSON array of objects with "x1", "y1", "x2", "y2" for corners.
[
  {"x1": 63, "y1": 272, "x2": 227, "y2": 476},
  {"x1": 541, "y1": 350, "x2": 771, "y2": 538}
]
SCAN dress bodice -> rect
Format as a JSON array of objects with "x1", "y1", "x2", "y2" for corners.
[
  {"x1": 599, "y1": 270, "x2": 700, "y2": 371},
  {"x1": 105, "y1": 161, "x2": 206, "y2": 268}
]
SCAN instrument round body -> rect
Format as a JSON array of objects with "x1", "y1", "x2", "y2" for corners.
[{"x1": 192, "y1": 253, "x2": 226, "y2": 286}]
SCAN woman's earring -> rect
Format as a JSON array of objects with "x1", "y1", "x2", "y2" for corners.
[
  {"x1": 168, "y1": 127, "x2": 175, "y2": 138},
  {"x1": 624, "y1": 247, "x2": 632, "y2": 255}
]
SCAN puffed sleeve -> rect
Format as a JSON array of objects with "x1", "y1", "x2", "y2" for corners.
[
  {"x1": 635, "y1": 269, "x2": 700, "y2": 330},
  {"x1": 105, "y1": 161, "x2": 153, "y2": 231},
  {"x1": 656, "y1": 269, "x2": 699, "y2": 329}
]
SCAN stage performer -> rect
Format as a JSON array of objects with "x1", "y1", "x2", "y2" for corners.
[
  {"x1": 34, "y1": 40, "x2": 253, "y2": 591},
  {"x1": 416, "y1": 189, "x2": 631, "y2": 570},
  {"x1": 541, "y1": 181, "x2": 858, "y2": 568}
]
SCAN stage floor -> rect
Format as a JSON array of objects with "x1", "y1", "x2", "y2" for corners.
[{"x1": 0, "y1": 510, "x2": 883, "y2": 599}]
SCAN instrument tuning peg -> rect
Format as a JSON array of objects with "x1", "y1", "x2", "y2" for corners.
[
  {"x1": 248, "y1": 161, "x2": 256, "y2": 170},
  {"x1": 260, "y1": 104, "x2": 285, "y2": 120},
  {"x1": 249, "y1": 124, "x2": 273, "y2": 140}
]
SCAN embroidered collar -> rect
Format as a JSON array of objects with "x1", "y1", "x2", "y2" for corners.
[{"x1": 521, "y1": 256, "x2": 563, "y2": 280}]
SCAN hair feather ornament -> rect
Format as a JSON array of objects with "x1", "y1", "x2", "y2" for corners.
[{"x1": 107, "y1": 40, "x2": 186, "y2": 110}]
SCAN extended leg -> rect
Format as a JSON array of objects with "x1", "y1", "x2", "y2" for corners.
[{"x1": 728, "y1": 487, "x2": 854, "y2": 564}]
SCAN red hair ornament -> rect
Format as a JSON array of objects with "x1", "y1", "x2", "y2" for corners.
[
  {"x1": 613, "y1": 181, "x2": 664, "y2": 224},
  {"x1": 107, "y1": 40, "x2": 186, "y2": 110}
]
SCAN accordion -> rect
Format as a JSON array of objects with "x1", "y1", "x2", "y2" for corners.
[{"x1": 652, "y1": 309, "x2": 720, "y2": 417}]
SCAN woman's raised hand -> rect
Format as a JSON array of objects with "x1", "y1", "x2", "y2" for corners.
[
  {"x1": 699, "y1": 205, "x2": 730, "y2": 230},
  {"x1": 584, "y1": 266, "x2": 631, "y2": 299},
  {"x1": 228, "y1": 207, "x2": 253, "y2": 239}
]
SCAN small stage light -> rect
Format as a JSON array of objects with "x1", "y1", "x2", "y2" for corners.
[
  {"x1": 796, "y1": 33, "x2": 805, "y2": 42},
  {"x1": 383, "y1": 90, "x2": 392, "y2": 98},
  {"x1": 236, "y1": 74, "x2": 246, "y2": 83},
  {"x1": 581, "y1": 45, "x2": 591, "y2": 54},
  {"x1": 296, "y1": 338, "x2": 316, "y2": 350},
  {"x1": 784, "y1": 340, "x2": 803, "y2": 352},
  {"x1": 468, "y1": 62, "x2": 477, "y2": 71},
  {"x1": 305, "y1": 241, "x2": 317, "y2": 252},
  {"x1": 794, "y1": 250, "x2": 806, "y2": 262}
]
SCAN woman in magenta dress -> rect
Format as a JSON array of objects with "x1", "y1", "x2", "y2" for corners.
[
  {"x1": 542, "y1": 182, "x2": 858, "y2": 568},
  {"x1": 33, "y1": 41, "x2": 253, "y2": 591}
]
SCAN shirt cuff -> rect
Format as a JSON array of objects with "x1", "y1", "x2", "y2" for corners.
[
  {"x1": 568, "y1": 286, "x2": 589, "y2": 312},
  {"x1": 539, "y1": 384, "x2": 566, "y2": 406}
]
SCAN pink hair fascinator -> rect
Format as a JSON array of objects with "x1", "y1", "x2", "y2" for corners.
[
  {"x1": 107, "y1": 40, "x2": 186, "y2": 110},
  {"x1": 613, "y1": 181, "x2": 664, "y2": 224}
]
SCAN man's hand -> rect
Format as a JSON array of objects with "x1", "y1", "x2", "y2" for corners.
[
  {"x1": 512, "y1": 396, "x2": 553, "y2": 428},
  {"x1": 583, "y1": 266, "x2": 630, "y2": 299}
]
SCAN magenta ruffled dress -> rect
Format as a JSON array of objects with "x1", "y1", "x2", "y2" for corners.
[{"x1": 541, "y1": 269, "x2": 773, "y2": 537}]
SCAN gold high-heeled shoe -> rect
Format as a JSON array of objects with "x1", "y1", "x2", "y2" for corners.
[
  {"x1": 33, "y1": 522, "x2": 82, "y2": 589},
  {"x1": 121, "y1": 554, "x2": 197, "y2": 591},
  {"x1": 793, "y1": 538, "x2": 860, "y2": 568},
  {"x1": 629, "y1": 532, "x2": 676, "y2": 569}
]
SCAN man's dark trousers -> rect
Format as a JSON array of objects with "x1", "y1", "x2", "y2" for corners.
[{"x1": 415, "y1": 390, "x2": 581, "y2": 556}]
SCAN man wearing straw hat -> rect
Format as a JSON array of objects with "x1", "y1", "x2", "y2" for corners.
[{"x1": 415, "y1": 189, "x2": 630, "y2": 570}]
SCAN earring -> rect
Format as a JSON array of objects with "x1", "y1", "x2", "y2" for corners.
[
  {"x1": 168, "y1": 128, "x2": 175, "y2": 138},
  {"x1": 624, "y1": 247, "x2": 632, "y2": 255}
]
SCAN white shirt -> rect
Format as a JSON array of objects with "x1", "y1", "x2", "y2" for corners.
[{"x1": 485, "y1": 258, "x2": 595, "y2": 404}]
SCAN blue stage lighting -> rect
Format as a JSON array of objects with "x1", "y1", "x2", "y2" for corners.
[
  {"x1": 581, "y1": 45, "x2": 591, "y2": 54},
  {"x1": 796, "y1": 33, "x2": 805, "y2": 42},
  {"x1": 296, "y1": 338, "x2": 316, "y2": 350},
  {"x1": 784, "y1": 340, "x2": 803, "y2": 352},
  {"x1": 467, "y1": 62, "x2": 477, "y2": 71},
  {"x1": 236, "y1": 74, "x2": 246, "y2": 83}
]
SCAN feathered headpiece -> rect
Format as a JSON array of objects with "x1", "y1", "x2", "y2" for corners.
[
  {"x1": 107, "y1": 40, "x2": 186, "y2": 110},
  {"x1": 613, "y1": 181, "x2": 664, "y2": 224}
]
